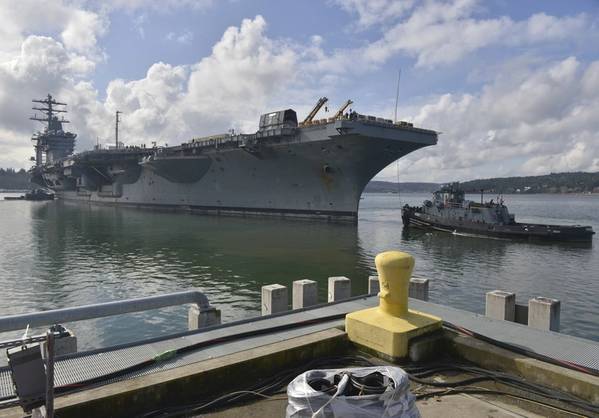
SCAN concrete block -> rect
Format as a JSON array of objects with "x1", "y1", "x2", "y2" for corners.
[
  {"x1": 368, "y1": 275, "x2": 380, "y2": 294},
  {"x1": 292, "y1": 279, "x2": 318, "y2": 309},
  {"x1": 188, "y1": 305, "x2": 222, "y2": 330},
  {"x1": 485, "y1": 290, "x2": 515, "y2": 321},
  {"x1": 409, "y1": 277, "x2": 429, "y2": 301},
  {"x1": 528, "y1": 297, "x2": 560, "y2": 332},
  {"x1": 42, "y1": 328, "x2": 77, "y2": 357},
  {"x1": 328, "y1": 276, "x2": 351, "y2": 302},
  {"x1": 261, "y1": 284, "x2": 288, "y2": 315}
]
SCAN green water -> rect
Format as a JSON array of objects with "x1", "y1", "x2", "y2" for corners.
[{"x1": 0, "y1": 192, "x2": 597, "y2": 350}]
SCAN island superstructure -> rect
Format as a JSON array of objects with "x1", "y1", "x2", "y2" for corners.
[{"x1": 30, "y1": 95, "x2": 438, "y2": 222}]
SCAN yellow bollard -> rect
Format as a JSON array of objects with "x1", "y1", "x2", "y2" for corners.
[{"x1": 346, "y1": 251, "x2": 441, "y2": 360}]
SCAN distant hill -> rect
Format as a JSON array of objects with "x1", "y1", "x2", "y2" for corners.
[
  {"x1": 0, "y1": 168, "x2": 30, "y2": 190},
  {"x1": 460, "y1": 172, "x2": 599, "y2": 194},
  {"x1": 365, "y1": 181, "x2": 440, "y2": 193},
  {"x1": 366, "y1": 171, "x2": 599, "y2": 194}
]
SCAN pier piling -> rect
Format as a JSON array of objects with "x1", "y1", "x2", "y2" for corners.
[
  {"x1": 368, "y1": 276, "x2": 380, "y2": 294},
  {"x1": 261, "y1": 284, "x2": 288, "y2": 315},
  {"x1": 327, "y1": 277, "x2": 351, "y2": 302},
  {"x1": 528, "y1": 297, "x2": 560, "y2": 332},
  {"x1": 292, "y1": 280, "x2": 318, "y2": 309},
  {"x1": 485, "y1": 290, "x2": 516, "y2": 321},
  {"x1": 409, "y1": 277, "x2": 430, "y2": 301},
  {"x1": 188, "y1": 306, "x2": 221, "y2": 330}
]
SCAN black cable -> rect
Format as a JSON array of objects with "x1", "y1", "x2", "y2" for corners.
[
  {"x1": 136, "y1": 354, "x2": 599, "y2": 418},
  {"x1": 403, "y1": 362, "x2": 599, "y2": 413},
  {"x1": 414, "y1": 388, "x2": 593, "y2": 417},
  {"x1": 138, "y1": 355, "x2": 378, "y2": 418}
]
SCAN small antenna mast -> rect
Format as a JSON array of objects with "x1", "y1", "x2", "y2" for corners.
[
  {"x1": 394, "y1": 69, "x2": 401, "y2": 123},
  {"x1": 115, "y1": 110, "x2": 122, "y2": 149},
  {"x1": 394, "y1": 68, "x2": 402, "y2": 205}
]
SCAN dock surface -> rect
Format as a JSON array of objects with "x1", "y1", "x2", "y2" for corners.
[{"x1": 1, "y1": 295, "x2": 598, "y2": 416}]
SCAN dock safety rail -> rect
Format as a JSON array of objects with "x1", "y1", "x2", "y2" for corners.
[{"x1": 0, "y1": 290, "x2": 213, "y2": 333}]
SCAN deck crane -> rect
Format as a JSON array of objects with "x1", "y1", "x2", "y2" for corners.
[
  {"x1": 333, "y1": 99, "x2": 353, "y2": 119},
  {"x1": 302, "y1": 97, "x2": 328, "y2": 124}
]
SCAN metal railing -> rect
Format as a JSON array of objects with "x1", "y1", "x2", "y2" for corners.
[{"x1": 0, "y1": 290, "x2": 212, "y2": 333}]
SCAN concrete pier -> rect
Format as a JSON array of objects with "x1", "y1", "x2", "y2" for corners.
[
  {"x1": 188, "y1": 306, "x2": 222, "y2": 330},
  {"x1": 485, "y1": 290, "x2": 515, "y2": 321},
  {"x1": 368, "y1": 275, "x2": 380, "y2": 294},
  {"x1": 327, "y1": 276, "x2": 351, "y2": 302},
  {"x1": 261, "y1": 284, "x2": 288, "y2": 315},
  {"x1": 409, "y1": 277, "x2": 429, "y2": 301},
  {"x1": 292, "y1": 280, "x2": 318, "y2": 309},
  {"x1": 0, "y1": 292, "x2": 597, "y2": 418},
  {"x1": 528, "y1": 297, "x2": 560, "y2": 332}
]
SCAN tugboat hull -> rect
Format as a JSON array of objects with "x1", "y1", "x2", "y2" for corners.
[{"x1": 402, "y1": 208, "x2": 595, "y2": 242}]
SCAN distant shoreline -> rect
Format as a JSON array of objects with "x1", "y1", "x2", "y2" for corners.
[{"x1": 363, "y1": 190, "x2": 599, "y2": 195}]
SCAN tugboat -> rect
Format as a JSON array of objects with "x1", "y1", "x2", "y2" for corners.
[
  {"x1": 3, "y1": 188, "x2": 54, "y2": 201},
  {"x1": 24, "y1": 188, "x2": 54, "y2": 201},
  {"x1": 402, "y1": 183, "x2": 595, "y2": 242}
]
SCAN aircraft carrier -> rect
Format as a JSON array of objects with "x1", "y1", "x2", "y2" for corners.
[{"x1": 29, "y1": 95, "x2": 437, "y2": 223}]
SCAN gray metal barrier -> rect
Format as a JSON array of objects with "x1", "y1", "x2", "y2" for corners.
[{"x1": 0, "y1": 290, "x2": 215, "y2": 333}]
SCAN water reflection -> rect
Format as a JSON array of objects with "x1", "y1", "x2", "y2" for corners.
[
  {"x1": 25, "y1": 201, "x2": 371, "y2": 349},
  {"x1": 0, "y1": 192, "x2": 597, "y2": 352}
]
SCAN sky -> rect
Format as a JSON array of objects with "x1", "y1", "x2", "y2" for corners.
[{"x1": 0, "y1": 0, "x2": 598, "y2": 182}]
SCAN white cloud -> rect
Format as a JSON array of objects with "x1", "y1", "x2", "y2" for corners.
[
  {"x1": 376, "y1": 57, "x2": 599, "y2": 182},
  {"x1": 331, "y1": 0, "x2": 590, "y2": 69},
  {"x1": 96, "y1": 15, "x2": 298, "y2": 147},
  {"x1": 0, "y1": 0, "x2": 107, "y2": 61},
  {"x1": 332, "y1": 0, "x2": 416, "y2": 28},
  {"x1": 104, "y1": 62, "x2": 188, "y2": 142},
  {"x1": 165, "y1": 30, "x2": 194, "y2": 44},
  {"x1": 61, "y1": 9, "x2": 108, "y2": 53}
]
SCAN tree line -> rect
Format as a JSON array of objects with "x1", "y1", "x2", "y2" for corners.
[
  {"x1": 0, "y1": 168, "x2": 30, "y2": 190},
  {"x1": 365, "y1": 172, "x2": 599, "y2": 194},
  {"x1": 460, "y1": 172, "x2": 599, "y2": 194}
]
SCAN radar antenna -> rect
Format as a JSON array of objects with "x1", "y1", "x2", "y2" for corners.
[{"x1": 30, "y1": 94, "x2": 70, "y2": 126}]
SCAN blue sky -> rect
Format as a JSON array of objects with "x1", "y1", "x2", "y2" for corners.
[{"x1": 1, "y1": 0, "x2": 599, "y2": 182}]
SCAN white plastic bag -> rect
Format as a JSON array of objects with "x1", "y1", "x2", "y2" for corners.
[{"x1": 286, "y1": 366, "x2": 420, "y2": 418}]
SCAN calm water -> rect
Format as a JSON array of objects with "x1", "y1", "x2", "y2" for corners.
[{"x1": 0, "y1": 192, "x2": 597, "y2": 351}]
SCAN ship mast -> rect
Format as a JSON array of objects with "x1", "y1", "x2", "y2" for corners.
[
  {"x1": 30, "y1": 94, "x2": 69, "y2": 125},
  {"x1": 30, "y1": 94, "x2": 74, "y2": 166}
]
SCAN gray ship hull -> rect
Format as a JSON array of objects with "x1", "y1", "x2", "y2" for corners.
[{"x1": 41, "y1": 117, "x2": 437, "y2": 223}]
